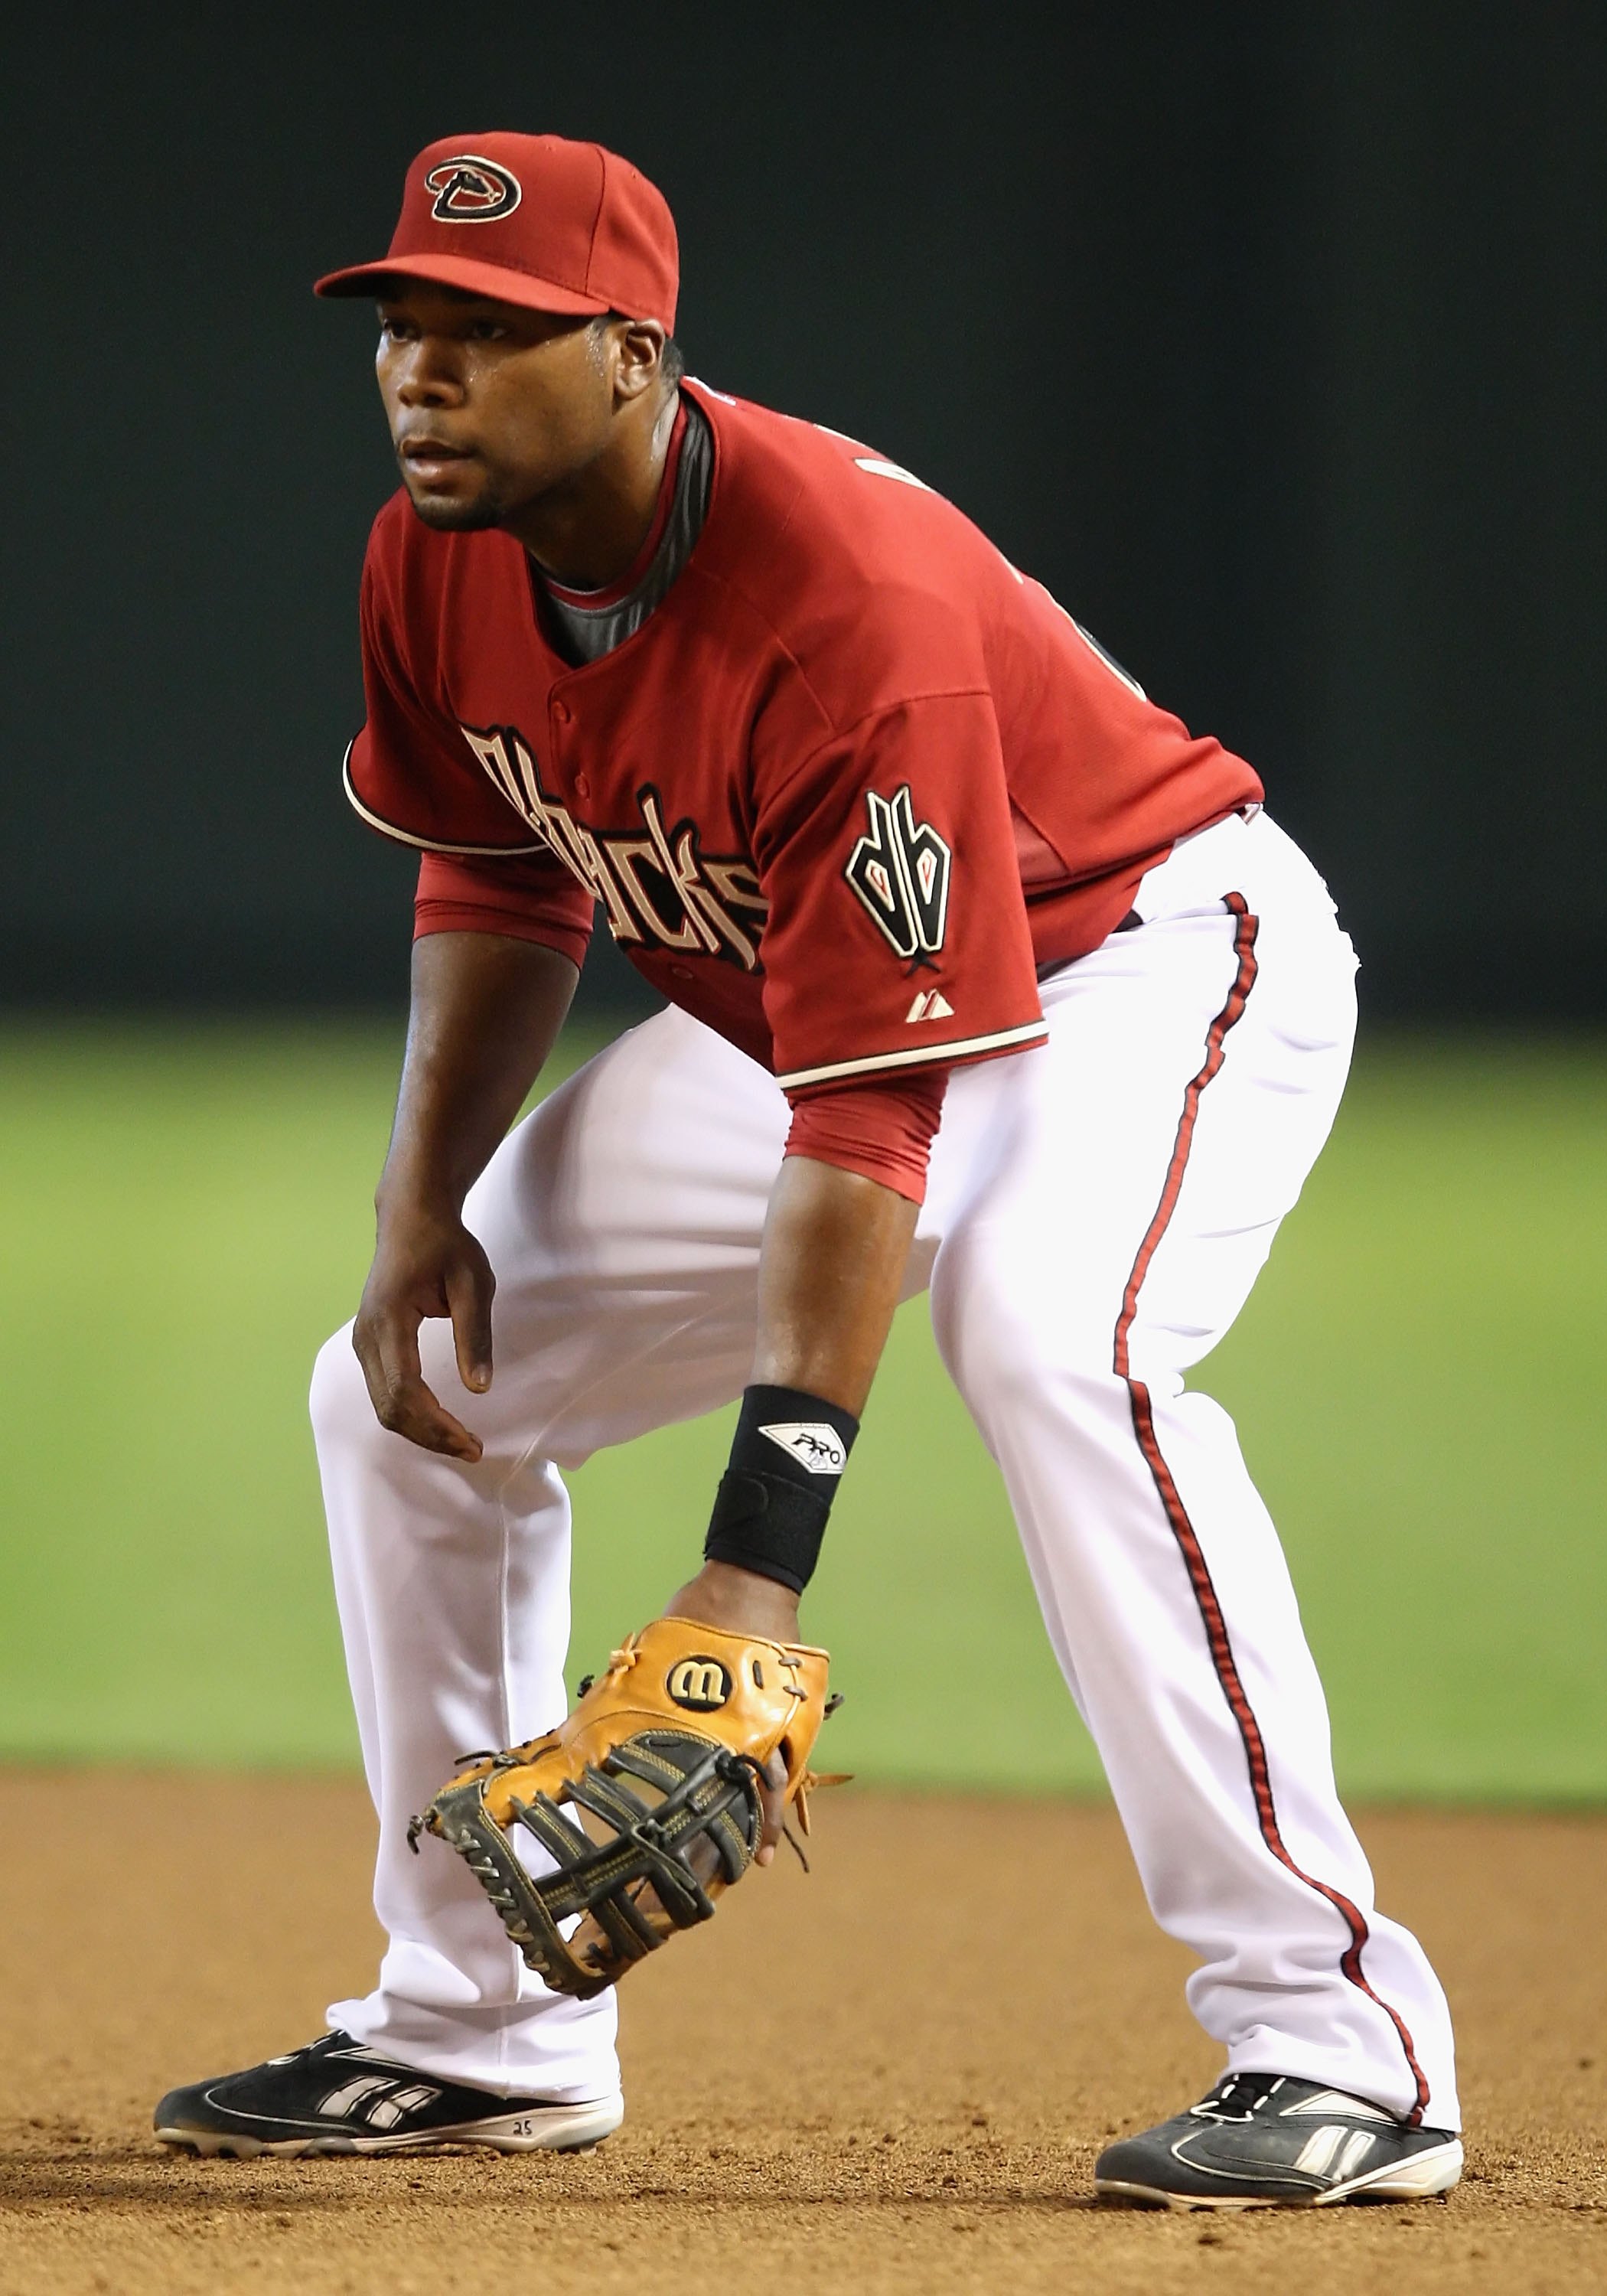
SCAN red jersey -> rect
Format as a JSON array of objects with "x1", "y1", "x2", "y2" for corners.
[{"x1": 349, "y1": 379, "x2": 1261, "y2": 1192}]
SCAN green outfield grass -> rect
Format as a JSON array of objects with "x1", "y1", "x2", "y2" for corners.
[{"x1": 0, "y1": 1019, "x2": 1602, "y2": 1800}]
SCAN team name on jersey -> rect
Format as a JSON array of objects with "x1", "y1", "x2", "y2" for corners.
[{"x1": 461, "y1": 722, "x2": 770, "y2": 968}]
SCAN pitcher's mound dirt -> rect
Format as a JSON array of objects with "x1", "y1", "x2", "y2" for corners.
[{"x1": 0, "y1": 1772, "x2": 1603, "y2": 2294}]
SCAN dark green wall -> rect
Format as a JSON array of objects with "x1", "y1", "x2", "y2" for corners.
[{"x1": 6, "y1": 5, "x2": 1602, "y2": 1017}]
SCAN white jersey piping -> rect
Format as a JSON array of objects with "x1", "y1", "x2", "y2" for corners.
[
  {"x1": 342, "y1": 744, "x2": 548, "y2": 859},
  {"x1": 777, "y1": 1019, "x2": 1048, "y2": 1091}
]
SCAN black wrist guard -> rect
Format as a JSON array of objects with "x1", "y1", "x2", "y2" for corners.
[{"x1": 702, "y1": 1383, "x2": 861, "y2": 1595}]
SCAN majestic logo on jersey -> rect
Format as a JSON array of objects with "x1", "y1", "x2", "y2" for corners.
[
  {"x1": 846, "y1": 786, "x2": 951, "y2": 961},
  {"x1": 461, "y1": 724, "x2": 769, "y2": 969},
  {"x1": 905, "y1": 989, "x2": 954, "y2": 1024},
  {"x1": 667, "y1": 1657, "x2": 733, "y2": 1711},
  {"x1": 425, "y1": 156, "x2": 523, "y2": 222}
]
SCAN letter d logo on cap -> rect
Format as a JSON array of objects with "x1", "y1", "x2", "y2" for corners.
[{"x1": 425, "y1": 155, "x2": 523, "y2": 222}]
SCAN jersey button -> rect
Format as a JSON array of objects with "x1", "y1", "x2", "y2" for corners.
[
  {"x1": 670, "y1": 964, "x2": 694, "y2": 980},
  {"x1": 573, "y1": 774, "x2": 591, "y2": 798},
  {"x1": 552, "y1": 700, "x2": 572, "y2": 726}
]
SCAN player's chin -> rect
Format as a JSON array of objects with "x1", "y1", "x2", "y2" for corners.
[{"x1": 401, "y1": 473, "x2": 507, "y2": 533}]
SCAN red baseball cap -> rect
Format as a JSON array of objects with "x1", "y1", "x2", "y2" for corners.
[{"x1": 315, "y1": 132, "x2": 679, "y2": 331}]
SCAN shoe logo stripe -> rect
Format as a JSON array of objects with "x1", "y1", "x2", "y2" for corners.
[
  {"x1": 366, "y1": 2083, "x2": 443, "y2": 2131},
  {"x1": 318, "y1": 2073, "x2": 444, "y2": 2124}
]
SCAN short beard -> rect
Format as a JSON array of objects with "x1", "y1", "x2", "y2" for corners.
[{"x1": 401, "y1": 477, "x2": 509, "y2": 533}]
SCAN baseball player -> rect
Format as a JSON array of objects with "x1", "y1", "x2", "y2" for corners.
[{"x1": 155, "y1": 132, "x2": 1462, "y2": 2208}]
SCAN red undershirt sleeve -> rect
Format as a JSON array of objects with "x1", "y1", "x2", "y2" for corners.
[
  {"x1": 783, "y1": 1068, "x2": 950, "y2": 1204},
  {"x1": 414, "y1": 851, "x2": 595, "y2": 973}
]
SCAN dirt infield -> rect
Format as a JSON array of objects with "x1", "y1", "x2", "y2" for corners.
[{"x1": 0, "y1": 1773, "x2": 1602, "y2": 2294}]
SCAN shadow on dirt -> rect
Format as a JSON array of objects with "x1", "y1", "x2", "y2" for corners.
[{"x1": 0, "y1": 2143, "x2": 1107, "y2": 2218}]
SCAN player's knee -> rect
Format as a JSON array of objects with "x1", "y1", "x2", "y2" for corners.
[
  {"x1": 308, "y1": 1323, "x2": 375, "y2": 1455},
  {"x1": 933, "y1": 1262, "x2": 1114, "y2": 1417}
]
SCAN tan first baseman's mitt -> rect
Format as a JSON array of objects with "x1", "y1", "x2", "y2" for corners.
[{"x1": 410, "y1": 1617, "x2": 837, "y2": 1998}]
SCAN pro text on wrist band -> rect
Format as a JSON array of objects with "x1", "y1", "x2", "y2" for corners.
[{"x1": 702, "y1": 1383, "x2": 861, "y2": 1594}]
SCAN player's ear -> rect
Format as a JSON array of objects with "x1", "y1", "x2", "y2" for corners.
[{"x1": 611, "y1": 317, "x2": 668, "y2": 407}]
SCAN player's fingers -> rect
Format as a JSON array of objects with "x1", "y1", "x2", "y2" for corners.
[
  {"x1": 754, "y1": 1750, "x2": 788, "y2": 1868},
  {"x1": 351, "y1": 1293, "x2": 422, "y2": 1417},
  {"x1": 354, "y1": 1309, "x2": 484, "y2": 1462},
  {"x1": 383, "y1": 1375, "x2": 485, "y2": 1462},
  {"x1": 445, "y1": 1246, "x2": 496, "y2": 1394}
]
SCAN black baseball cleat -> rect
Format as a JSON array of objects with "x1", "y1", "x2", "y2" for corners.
[
  {"x1": 1095, "y1": 2071, "x2": 1462, "y2": 2210},
  {"x1": 154, "y1": 2030, "x2": 624, "y2": 2157}
]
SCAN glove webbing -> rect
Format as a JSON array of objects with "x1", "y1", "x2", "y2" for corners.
[{"x1": 426, "y1": 1733, "x2": 764, "y2": 1998}]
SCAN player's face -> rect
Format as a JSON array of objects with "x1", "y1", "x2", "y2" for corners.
[{"x1": 375, "y1": 285, "x2": 614, "y2": 532}]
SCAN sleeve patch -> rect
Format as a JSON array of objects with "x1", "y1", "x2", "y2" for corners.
[{"x1": 845, "y1": 786, "x2": 951, "y2": 958}]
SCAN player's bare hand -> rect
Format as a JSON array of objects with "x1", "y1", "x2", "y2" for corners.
[
  {"x1": 663, "y1": 1560, "x2": 800, "y2": 1865},
  {"x1": 352, "y1": 1204, "x2": 496, "y2": 1461},
  {"x1": 751, "y1": 1750, "x2": 789, "y2": 1867}
]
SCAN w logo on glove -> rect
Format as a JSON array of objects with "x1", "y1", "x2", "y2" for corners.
[
  {"x1": 846, "y1": 787, "x2": 951, "y2": 960},
  {"x1": 667, "y1": 1658, "x2": 733, "y2": 1711}
]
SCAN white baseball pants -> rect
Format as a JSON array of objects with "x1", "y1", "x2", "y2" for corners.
[{"x1": 312, "y1": 809, "x2": 1459, "y2": 2127}]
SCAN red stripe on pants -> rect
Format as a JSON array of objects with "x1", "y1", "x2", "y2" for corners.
[{"x1": 1113, "y1": 893, "x2": 1430, "y2": 2125}]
